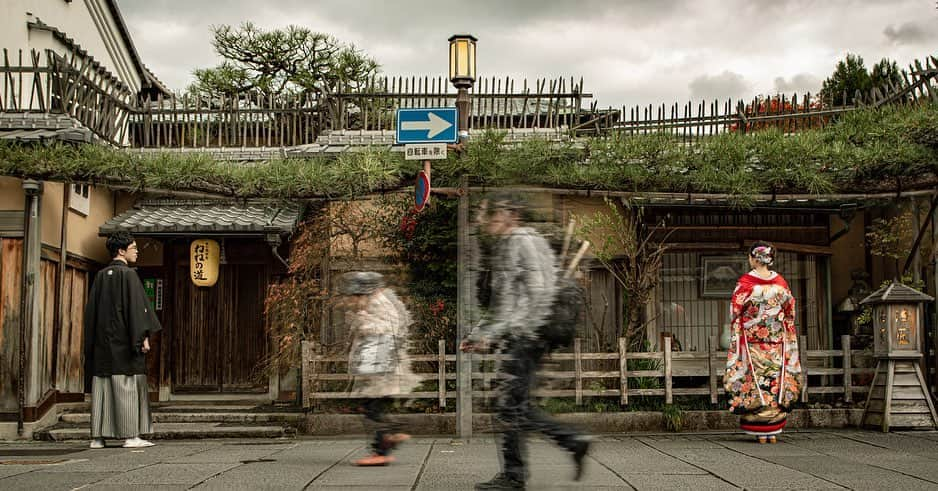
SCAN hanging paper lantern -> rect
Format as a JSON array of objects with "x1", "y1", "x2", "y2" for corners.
[{"x1": 190, "y1": 239, "x2": 220, "y2": 287}]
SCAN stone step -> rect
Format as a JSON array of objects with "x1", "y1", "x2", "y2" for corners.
[
  {"x1": 60, "y1": 412, "x2": 304, "y2": 425},
  {"x1": 37, "y1": 423, "x2": 294, "y2": 441}
]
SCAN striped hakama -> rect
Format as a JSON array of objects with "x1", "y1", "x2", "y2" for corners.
[{"x1": 91, "y1": 374, "x2": 153, "y2": 439}]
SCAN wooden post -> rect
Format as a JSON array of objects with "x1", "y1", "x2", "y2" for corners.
[
  {"x1": 933, "y1": 187, "x2": 938, "y2": 394},
  {"x1": 574, "y1": 338, "x2": 583, "y2": 406},
  {"x1": 438, "y1": 339, "x2": 446, "y2": 409},
  {"x1": 51, "y1": 186, "x2": 68, "y2": 389},
  {"x1": 21, "y1": 181, "x2": 42, "y2": 418},
  {"x1": 883, "y1": 360, "x2": 895, "y2": 432},
  {"x1": 301, "y1": 341, "x2": 311, "y2": 409},
  {"x1": 455, "y1": 174, "x2": 472, "y2": 438},
  {"x1": 709, "y1": 335, "x2": 718, "y2": 405},
  {"x1": 664, "y1": 336, "x2": 673, "y2": 404},
  {"x1": 911, "y1": 197, "x2": 922, "y2": 284},
  {"x1": 800, "y1": 335, "x2": 809, "y2": 403},
  {"x1": 842, "y1": 335, "x2": 853, "y2": 403},
  {"x1": 619, "y1": 337, "x2": 628, "y2": 406}
]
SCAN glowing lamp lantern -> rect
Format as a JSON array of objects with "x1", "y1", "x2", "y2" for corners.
[
  {"x1": 448, "y1": 34, "x2": 477, "y2": 89},
  {"x1": 859, "y1": 281, "x2": 937, "y2": 431},
  {"x1": 861, "y1": 281, "x2": 932, "y2": 357},
  {"x1": 190, "y1": 239, "x2": 220, "y2": 287}
]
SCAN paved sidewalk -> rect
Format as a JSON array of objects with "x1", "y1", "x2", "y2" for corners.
[{"x1": 1, "y1": 430, "x2": 938, "y2": 490}]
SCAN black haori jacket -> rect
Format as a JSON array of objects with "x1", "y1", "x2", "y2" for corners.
[{"x1": 83, "y1": 260, "x2": 162, "y2": 393}]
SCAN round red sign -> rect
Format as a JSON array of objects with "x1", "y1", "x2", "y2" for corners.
[{"x1": 415, "y1": 170, "x2": 431, "y2": 212}]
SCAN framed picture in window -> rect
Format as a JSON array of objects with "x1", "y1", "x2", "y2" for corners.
[{"x1": 700, "y1": 256, "x2": 749, "y2": 298}]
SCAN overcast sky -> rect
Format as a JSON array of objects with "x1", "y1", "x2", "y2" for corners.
[{"x1": 120, "y1": 0, "x2": 938, "y2": 108}]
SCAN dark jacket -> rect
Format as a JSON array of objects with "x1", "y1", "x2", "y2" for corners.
[{"x1": 83, "y1": 260, "x2": 162, "y2": 392}]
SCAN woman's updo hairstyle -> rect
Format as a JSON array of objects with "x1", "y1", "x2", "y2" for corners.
[{"x1": 749, "y1": 241, "x2": 775, "y2": 267}]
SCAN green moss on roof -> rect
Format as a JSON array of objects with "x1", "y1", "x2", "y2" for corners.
[{"x1": 0, "y1": 102, "x2": 935, "y2": 204}]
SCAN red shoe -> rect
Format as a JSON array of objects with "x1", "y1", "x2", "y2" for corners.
[{"x1": 354, "y1": 454, "x2": 395, "y2": 466}]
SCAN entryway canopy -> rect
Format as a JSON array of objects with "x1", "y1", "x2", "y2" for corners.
[{"x1": 99, "y1": 199, "x2": 303, "y2": 238}]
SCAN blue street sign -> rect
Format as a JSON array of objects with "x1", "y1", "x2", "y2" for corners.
[{"x1": 396, "y1": 108, "x2": 458, "y2": 144}]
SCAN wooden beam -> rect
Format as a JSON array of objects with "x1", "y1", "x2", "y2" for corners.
[{"x1": 903, "y1": 192, "x2": 938, "y2": 275}]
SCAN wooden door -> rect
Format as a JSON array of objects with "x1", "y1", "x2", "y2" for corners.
[{"x1": 172, "y1": 260, "x2": 269, "y2": 393}]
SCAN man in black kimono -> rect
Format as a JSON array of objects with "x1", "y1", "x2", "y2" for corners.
[{"x1": 83, "y1": 231, "x2": 162, "y2": 449}]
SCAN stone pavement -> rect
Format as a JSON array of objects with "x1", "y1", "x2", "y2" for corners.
[{"x1": 1, "y1": 430, "x2": 937, "y2": 490}]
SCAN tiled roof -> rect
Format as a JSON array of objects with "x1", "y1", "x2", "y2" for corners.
[
  {"x1": 860, "y1": 281, "x2": 934, "y2": 305},
  {"x1": 0, "y1": 113, "x2": 92, "y2": 143},
  {"x1": 99, "y1": 200, "x2": 303, "y2": 236}
]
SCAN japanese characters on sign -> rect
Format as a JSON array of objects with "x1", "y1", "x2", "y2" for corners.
[
  {"x1": 190, "y1": 239, "x2": 220, "y2": 287},
  {"x1": 404, "y1": 143, "x2": 447, "y2": 161},
  {"x1": 142, "y1": 278, "x2": 165, "y2": 311}
]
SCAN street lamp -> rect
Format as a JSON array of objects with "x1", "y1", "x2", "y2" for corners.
[
  {"x1": 448, "y1": 34, "x2": 476, "y2": 142},
  {"x1": 449, "y1": 33, "x2": 476, "y2": 438}
]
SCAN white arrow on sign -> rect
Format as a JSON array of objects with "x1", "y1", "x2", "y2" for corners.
[{"x1": 401, "y1": 112, "x2": 452, "y2": 138}]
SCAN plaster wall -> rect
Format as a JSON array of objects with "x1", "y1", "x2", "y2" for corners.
[
  {"x1": 829, "y1": 213, "x2": 867, "y2": 305},
  {"x1": 0, "y1": 0, "x2": 143, "y2": 92},
  {"x1": 0, "y1": 177, "x2": 26, "y2": 210},
  {"x1": 39, "y1": 182, "x2": 114, "y2": 264}
]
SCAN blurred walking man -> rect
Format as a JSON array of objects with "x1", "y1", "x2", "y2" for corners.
[{"x1": 461, "y1": 196, "x2": 590, "y2": 490}]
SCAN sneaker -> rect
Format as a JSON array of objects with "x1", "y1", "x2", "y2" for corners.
[
  {"x1": 474, "y1": 473, "x2": 525, "y2": 489},
  {"x1": 572, "y1": 437, "x2": 591, "y2": 481},
  {"x1": 354, "y1": 454, "x2": 395, "y2": 466},
  {"x1": 89, "y1": 439, "x2": 105, "y2": 449},
  {"x1": 122, "y1": 437, "x2": 155, "y2": 448}
]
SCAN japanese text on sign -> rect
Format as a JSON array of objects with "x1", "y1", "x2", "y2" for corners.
[{"x1": 404, "y1": 143, "x2": 447, "y2": 161}]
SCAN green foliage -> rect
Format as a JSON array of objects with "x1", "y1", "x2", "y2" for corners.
[
  {"x1": 1, "y1": 103, "x2": 937, "y2": 202},
  {"x1": 820, "y1": 54, "x2": 907, "y2": 107},
  {"x1": 662, "y1": 404, "x2": 684, "y2": 432},
  {"x1": 866, "y1": 211, "x2": 914, "y2": 261},
  {"x1": 190, "y1": 23, "x2": 379, "y2": 98},
  {"x1": 871, "y1": 59, "x2": 905, "y2": 95},
  {"x1": 382, "y1": 198, "x2": 459, "y2": 352},
  {"x1": 821, "y1": 53, "x2": 872, "y2": 106},
  {"x1": 576, "y1": 199, "x2": 670, "y2": 351}
]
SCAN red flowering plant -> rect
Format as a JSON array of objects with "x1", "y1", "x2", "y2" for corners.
[
  {"x1": 381, "y1": 197, "x2": 458, "y2": 354},
  {"x1": 260, "y1": 206, "x2": 332, "y2": 379},
  {"x1": 260, "y1": 195, "x2": 409, "y2": 379},
  {"x1": 728, "y1": 94, "x2": 826, "y2": 133}
]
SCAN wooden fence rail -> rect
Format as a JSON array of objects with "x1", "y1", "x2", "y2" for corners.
[
  {"x1": 300, "y1": 335, "x2": 899, "y2": 409},
  {"x1": 3, "y1": 47, "x2": 936, "y2": 149}
]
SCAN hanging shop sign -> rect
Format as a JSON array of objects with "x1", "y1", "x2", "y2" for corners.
[{"x1": 190, "y1": 239, "x2": 220, "y2": 287}]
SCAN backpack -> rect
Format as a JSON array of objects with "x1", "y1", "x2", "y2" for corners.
[{"x1": 539, "y1": 275, "x2": 584, "y2": 349}]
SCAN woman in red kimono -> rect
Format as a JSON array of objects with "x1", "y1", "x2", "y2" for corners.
[{"x1": 724, "y1": 242, "x2": 803, "y2": 443}]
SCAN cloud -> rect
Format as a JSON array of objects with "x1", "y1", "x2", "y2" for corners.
[
  {"x1": 689, "y1": 71, "x2": 750, "y2": 101},
  {"x1": 883, "y1": 22, "x2": 936, "y2": 45},
  {"x1": 772, "y1": 73, "x2": 822, "y2": 94},
  {"x1": 115, "y1": 0, "x2": 938, "y2": 107}
]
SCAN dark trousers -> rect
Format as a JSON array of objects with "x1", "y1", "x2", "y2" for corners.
[
  {"x1": 364, "y1": 397, "x2": 403, "y2": 456},
  {"x1": 496, "y1": 339, "x2": 583, "y2": 482}
]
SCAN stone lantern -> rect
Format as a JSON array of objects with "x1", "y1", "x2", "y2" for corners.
[{"x1": 859, "y1": 281, "x2": 937, "y2": 431}]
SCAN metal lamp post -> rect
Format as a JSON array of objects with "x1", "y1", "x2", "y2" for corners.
[
  {"x1": 448, "y1": 34, "x2": 476, "y2": 143},
  {"x1": 450, "y1": 33, "x2": 476, "y2": 438}
]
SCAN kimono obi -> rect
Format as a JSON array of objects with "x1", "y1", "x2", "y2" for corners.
[{"x1": 743, "y1": 335, "x2": 783, "y2": 345}]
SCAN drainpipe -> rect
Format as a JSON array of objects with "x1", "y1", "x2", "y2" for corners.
[
  {"x1": 828, "y1": 203, "x2": 857, "y2": 243},
  {"x1": 18, "y1": 180, "x2": 41, "y2": 436}
]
